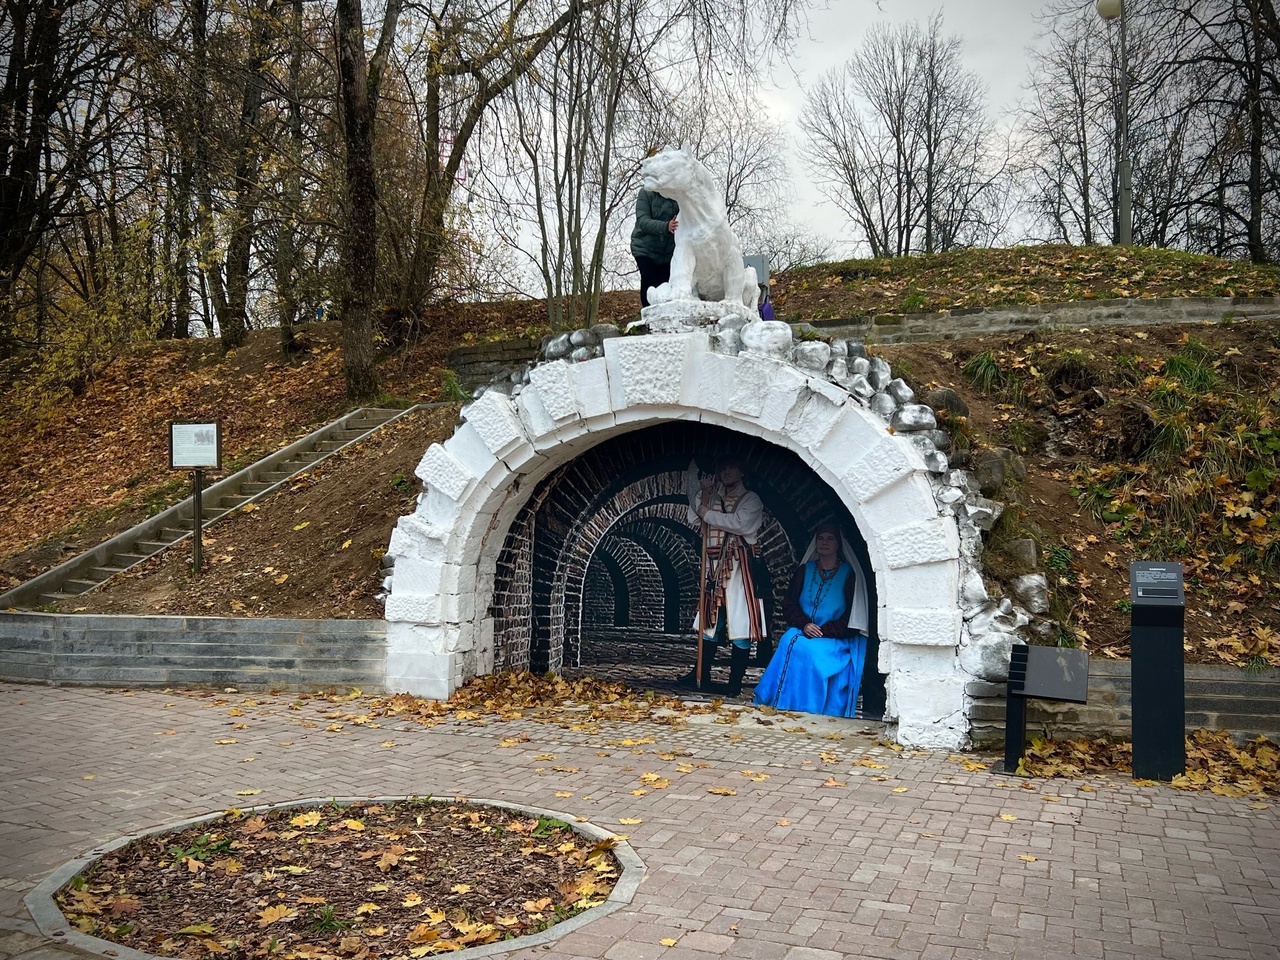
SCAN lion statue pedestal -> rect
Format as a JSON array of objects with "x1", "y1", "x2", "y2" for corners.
[{"x1": 634, "y1": 147, "x2": 761, "y2": 333}]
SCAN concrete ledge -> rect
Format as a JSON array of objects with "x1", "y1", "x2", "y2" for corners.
[
  {"x1": 0, "y1": 612, "x2": 386, "y2": 691},
  {"x1": 25, "y1": 796, "x2": 644, "y2": 960}
]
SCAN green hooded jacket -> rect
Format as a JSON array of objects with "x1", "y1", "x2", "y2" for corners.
[{"x1": 630, "y1": 189, "x2": 679, "y2": 263}]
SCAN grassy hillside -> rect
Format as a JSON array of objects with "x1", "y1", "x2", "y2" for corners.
[{"x1": 4, "y1": 245, "x2": 1279, "y2": 668}]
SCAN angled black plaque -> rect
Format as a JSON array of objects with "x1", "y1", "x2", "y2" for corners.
[{"x1": 1020, "y1": 646, "x2": 1089, "y2": 704}]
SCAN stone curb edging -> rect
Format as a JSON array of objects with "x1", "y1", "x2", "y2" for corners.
[{"x1": 24, "y1": 795, "x2": 645, "y2": 960}]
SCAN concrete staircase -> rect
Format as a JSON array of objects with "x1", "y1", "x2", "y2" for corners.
[{"x1": 1, "y1": 406, "x2": 419, "y2": 610}]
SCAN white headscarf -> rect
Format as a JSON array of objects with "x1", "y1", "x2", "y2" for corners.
[{"x1": 800, "y1": 529, "x2": 870, "y2": 634}]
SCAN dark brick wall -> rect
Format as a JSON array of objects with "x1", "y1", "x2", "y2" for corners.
[{"x1": 488, "y1": 421, "x2": 879, "y2": 674}]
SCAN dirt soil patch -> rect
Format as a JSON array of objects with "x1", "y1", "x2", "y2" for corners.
[
  {"x1": 54, "y1": 405, "x2": 458, "y2": 619},
  {"x1": 58, "y1": 798, "x2": 621, "y2": 959}
]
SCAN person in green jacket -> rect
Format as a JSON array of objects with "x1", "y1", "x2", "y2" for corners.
[{"x1": 630, "y1": 188, "x2": 679, "y2": 308}]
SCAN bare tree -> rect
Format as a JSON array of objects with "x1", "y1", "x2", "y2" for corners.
[{"x1": 799, "y1": 14, "x2": 1006, "y2": 258}]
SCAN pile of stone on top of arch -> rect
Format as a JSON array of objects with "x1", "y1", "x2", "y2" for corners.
[{"x1": 459, "y1": 314, "x2": 1060, "y2": 742}]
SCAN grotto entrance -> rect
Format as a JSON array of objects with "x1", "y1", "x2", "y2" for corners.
[{"x1": 488, "y1": 421, "x2": 887, "y2": 712}]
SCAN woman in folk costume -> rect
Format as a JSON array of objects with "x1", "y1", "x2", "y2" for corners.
[
  {"x1": 680, "y1": 457, "x2": 766, "y2": 696},
  {"x1": 754, "y1": 523, "x2": 871, "y2": 717}
]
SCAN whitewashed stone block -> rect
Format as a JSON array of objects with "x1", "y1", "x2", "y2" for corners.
[
  {"x1": 756, "y1": 364, "x2": 809, "y2": 432},
  {"x1": 606, "y1": 334, "x2": 687, "y2": 407},
  {"x1": 787, "y1": 390, "x2": 843, "y2": 451},
  {"x1": 391, "y1": 558, "x2": 461, "y2": 597},
  {"x1": 881, "y1": 517, "x2": 961, "y2": 568},
  {"x1": 811, "y1": 409, "x2": 883, "y2": 479},
  {"x1": 570, "y1": 356, "x2": 613, "y2": 420},
  {"x1": 420, "y1": 486, "x2": 462, "y2": 530},
  {"x1": 740, "y1": 319, "x2": 793, "y2": 359},
  {"x1": 695, "y1": 351, "x2": 738, "y2": 415},
  {"x1": 463, "y1": 390, "x2": 527, "y2": 459},
  {"x1": 514, "y1": 385, "x2": 556, "y2": 442},
  {"x1": 881, "y1": 561, "x2": 957, "y2": 611},
  {"x1": 415, "y1": 444, "x2": 472, "y2": 500},
  {"x1": 476, "y1": 618, "x2": 496, "y2": 675},
  {"x1": 384, "y1": 593, "x2": 443, "y2": 624},
  {"x1": 443, "y1": 422, "x2": 499, "y2": 483},
  {"x1": 528, "y1": 361, "x2": 578, "y2": 422},
  {"x1": 841, "y1": 436, "x2": 918, "y2": 502},
  {"x1": 884, "y1": 607, "x2": 963, "y2": 646},
  {"x1": 729, "y1": 355, "x2": 781, "y2": 418},
  {"x1": 860, "y1": 475, "x2": 940, "y2": 532}
]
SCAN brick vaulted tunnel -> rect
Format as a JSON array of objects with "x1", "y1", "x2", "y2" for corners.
[
  {"x1": 385, "y1": 329, "x2": 971, "y2": 748},
  {"x1": 487, "y1": 421, "x2": 883, "y2": 706}
]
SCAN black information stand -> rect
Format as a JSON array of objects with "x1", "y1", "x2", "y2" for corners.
[
  {"x1": 1130, "y1": 562, "x2": 1186, "y2": 780},
  {"x1": 1003, "y1": 644, "x2": 1090, "y2": 774}
]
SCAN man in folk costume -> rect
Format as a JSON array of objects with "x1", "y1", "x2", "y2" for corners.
[{"x1": 679, "y1": 457, "x2": 766, "y2": 695}]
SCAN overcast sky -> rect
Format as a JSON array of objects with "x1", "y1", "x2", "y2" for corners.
[{"x1": 768, "y1": 0, "x2": 1053, "y2": 253}]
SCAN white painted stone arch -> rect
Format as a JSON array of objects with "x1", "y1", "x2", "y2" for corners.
[{"x1": 385, "y1": 330, "x2": 970, "y2": 748}]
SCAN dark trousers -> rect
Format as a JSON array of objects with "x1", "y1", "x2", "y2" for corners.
[{"x1": 636, "y1": 255, "x2": 671, "y2": 308}]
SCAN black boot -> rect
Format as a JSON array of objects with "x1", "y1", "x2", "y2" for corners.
[
  {"x1": 753, "y1": 638, "x2": 775, "y2": 667},
  {"x1": 725, "y1": 646, "x2": 751, "y2": 697},
  {"x1": 677, "y1": 645, "x2": 717, "y2": 690}
]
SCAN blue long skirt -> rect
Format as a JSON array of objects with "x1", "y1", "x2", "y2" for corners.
[{"x1": 753, "y1": 628, "x2": 867, "y2": 718}]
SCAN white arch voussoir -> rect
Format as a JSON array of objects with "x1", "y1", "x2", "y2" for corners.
[{"x1": 384, "y1": 330, "x2": 969, "y2": 748}]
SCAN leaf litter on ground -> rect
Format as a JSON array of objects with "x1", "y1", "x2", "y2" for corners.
[{"x1": 57, "y1": 799, "x2": 620, "y2": 960}]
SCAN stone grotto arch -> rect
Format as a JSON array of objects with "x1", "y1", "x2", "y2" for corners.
[{"x1": 386, "y1": 327, "x2": 994, "y2": 749}]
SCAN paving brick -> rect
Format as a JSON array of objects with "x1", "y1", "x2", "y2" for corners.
[{"x1": 0, "y1": 683, "x2": 1278, "y2": 960}]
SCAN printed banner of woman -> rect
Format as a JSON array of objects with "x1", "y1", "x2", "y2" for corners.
[{"x1": 753, "y1": 524, "x2": 873, "y2": 718}]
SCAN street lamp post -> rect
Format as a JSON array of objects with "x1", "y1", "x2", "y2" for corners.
[{"x1": 1097, "y1": 0, "x2": 1133, "y2": 246}]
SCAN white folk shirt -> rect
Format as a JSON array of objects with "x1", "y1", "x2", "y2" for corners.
[{"x1": 688, "y1": 487, "x2": 765, "y2": 642}]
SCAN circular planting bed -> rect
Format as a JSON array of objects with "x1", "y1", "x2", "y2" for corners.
[{"x1": 31, "y1": 798, "x2": 641, "y2": 960}]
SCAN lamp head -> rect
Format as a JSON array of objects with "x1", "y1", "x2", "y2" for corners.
[{"x1": 1096, "y1": 0, "x2": 1123, "y2": 19}]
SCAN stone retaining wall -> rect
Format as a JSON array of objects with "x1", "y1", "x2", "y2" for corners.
[
  {"x1": 442, "y1": 298, "x2": 1280, "y2": 392},
  {"x1": 806, "y1": 295, "x2": 1280, "y2": 344},
  {"x1": 968, "y1": 660, "x2": 1280, "y2": 746},
  {"x1": 0, "y1": 612, "x2": 385, "y2": 690}
]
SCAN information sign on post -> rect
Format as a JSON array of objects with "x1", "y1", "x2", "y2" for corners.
[
  {"x1": 1003, "y1": 644, "x2": 1090, "y2": 774},
  {"x1": 169, "y1": 421, "x2": 222, "y2": 573},
  {"x1": 1130, "y1": 562, "x2": 1186, "y2": 780}
]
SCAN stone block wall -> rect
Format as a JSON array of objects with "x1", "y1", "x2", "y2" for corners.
[
  {"x1": 0, "y1": 612, "x2": 386, "y2": 690},
  {"x1": 969, "y1": 660, "x2": 1280, "y2": 746}
]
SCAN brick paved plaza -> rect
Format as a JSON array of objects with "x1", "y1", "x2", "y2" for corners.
[{"x1": 0, "y1": 682, "x2": 1276, "y2": 960}]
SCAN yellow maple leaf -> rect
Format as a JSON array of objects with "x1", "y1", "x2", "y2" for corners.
[
  {"x1": 1018, "y1": 854, "x2": 1038, "y2": 862},
  {"x1": 341, "y1": 539, "x2": 352, "y2": 550},
  {"x1": 891, "y1": 786, "x2": 908, "y2": 793},
  {"x1": 293, "y1": 522, "x2": 309, "y2": 531},
  {"x1": 401, "y1": 893, "x2": 423, "y2": 907},
  {"x1": 707, "y1": 787, "x2": 737, "y2": 796},
  {"x1": 999, "y1": 814, "x2": 1017, "y2": 821},
  {"x1": 257, "y1": 905, "x2": 296, "y2": 927},
  {"x1": 619, "y1": 818, "x2": 643, "y2": 825},
  {"x1": 291, "y1": 811, "x2": 322, "y2": 827},
  {"x1": 354, "y1": 903, "x2": 380, "y2": 915},
  {"x1": 450, "y1": 883, "x2": 472, "y2": 894},
  {"x1": 660, "y1": 938, "x2": 678, "y2": 947},
  {"x1": 343, "y1": 819, "x2": 366, "y2": 831}
]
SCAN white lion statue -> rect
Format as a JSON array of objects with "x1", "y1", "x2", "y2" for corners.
[{"x1": 640, "y1": 147, "x2": 758, "y2": 310}]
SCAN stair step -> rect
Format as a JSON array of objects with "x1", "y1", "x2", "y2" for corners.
[
  {"x1": 218, "y1": 495, "x2": 253, "y2": 508},
  {"x1": 38, "y1": 593, "x2": 76, "y2": 604},
  {"x1": 315, "y1": 440, "x2": 346, "y2": 452},
  {"x1": 61, "y1": 579, "x2": 99, "y2": 595},
  {"x1": 241, "y1": 482, "x2": 273, "y2": 494},
  {"x1": 294, "y1": 449, "x2": 325, "y2": 460},
  {"x1": 333, "y1": 429, "x2": 364, "y2": 441},
  {"x1": 136, "y1": 540, "x2": 173, "y2": 553},
  {"x1": 158, "y1": 527, "x2": 190, "y2": 541},
  {"x1": 88, "y1": 566, "x2": 127, "y2": 579},
  {"x1": 109, "y1": 553, "x2": 148, "y2": 567}
]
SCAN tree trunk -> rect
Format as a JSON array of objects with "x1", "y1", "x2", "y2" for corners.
[
  {"x1": 335, "y1": 0, "x2": 381, "y2": 399},
  {"x1": 275, "y1": 0, "x2": 303, "y2": 355}
]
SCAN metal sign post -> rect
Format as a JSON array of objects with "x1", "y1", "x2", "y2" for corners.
[
  {"x1": 1130, "y1": 562, "x2": 1186, "y2": 780},
  {"x1": 170, "y1": 421, "x2": 222, "y2": 575}
]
